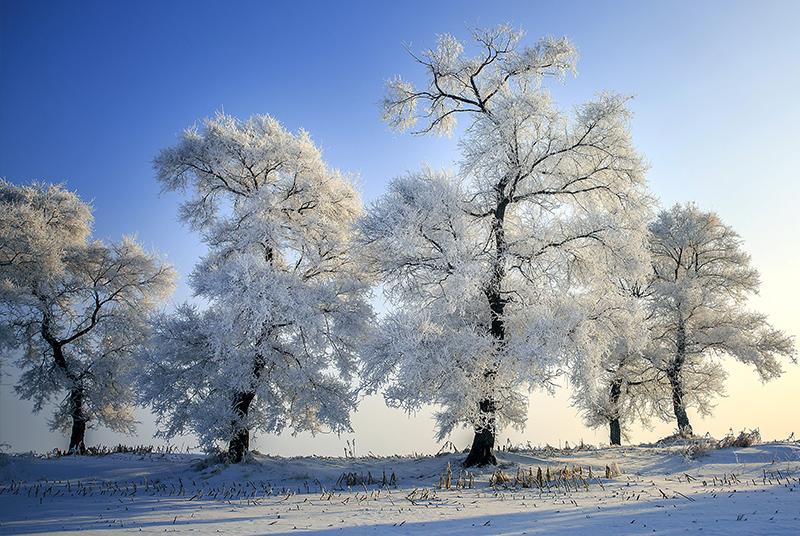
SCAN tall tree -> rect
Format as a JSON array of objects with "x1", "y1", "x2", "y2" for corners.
[
  {"x1": 0, "y1": 180, "x2": 176, "y2": 453},
  {"x1": 145, "y1": 113, "x2": 372, "y2": 462},
  {"x1": 365, "y1": 24, "x2": 652, "y2": 466},
  {"x1": 646, "y1": 203, "x2": 796, "y2": 436}
]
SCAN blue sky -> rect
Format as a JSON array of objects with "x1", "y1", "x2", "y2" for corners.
[{"x1": 1, "y1": 0, "x2": 798, "y2": 454}]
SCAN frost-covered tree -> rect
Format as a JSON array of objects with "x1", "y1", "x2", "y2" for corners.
[
  {"x1": 364, "y1": 25, "x2": 652, "y2": 466},
  {"x1": 646, "y1": 203, "x2": 796, "y2": 436},
  {"x1": 580, "y1": 350, "x2": 651, "y2": 446},
  {"x1": 0, "y1": 180, "x2": 176, "y2": 453},
  {"x1": 145, "y1": 113, "x2": 372, "y2": 462},
  {"x1": 568, "y1": 278, "x2": 657, "y2": 445}
]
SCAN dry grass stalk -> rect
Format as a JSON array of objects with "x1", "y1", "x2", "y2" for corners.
[
  {"x1": 489, "y1": 469, "x2": 512, "y2": 489},
  {"x1": 438, "y1": 462, "x2": 472, "y2": 490},
  {"x1": 334, "y1": 469, "x2": 397, "y2": 489},
  {"x1": 717, "y1": 429, "x2": 761, "y2": 449},
  {"x1": 490, "y1": 465, "x2": 595, "y2": 491}
]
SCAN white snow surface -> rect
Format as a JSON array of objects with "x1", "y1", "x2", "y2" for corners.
[{"x1": 2, "y1": 441, "x2": 798, "y2": 535}]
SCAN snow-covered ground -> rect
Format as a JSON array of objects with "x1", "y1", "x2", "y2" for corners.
[{"x1": 2, "y1": 440, "x2": 798, "y2": 535}]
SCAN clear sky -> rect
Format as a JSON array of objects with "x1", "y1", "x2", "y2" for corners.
[{"x1": 1, "y1": 0, "x2": 798, "y2": 455}]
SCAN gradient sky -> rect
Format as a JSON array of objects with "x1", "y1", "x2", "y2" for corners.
[{"x1": 1, "y1": 0, "x2": 798, "y2": 455}]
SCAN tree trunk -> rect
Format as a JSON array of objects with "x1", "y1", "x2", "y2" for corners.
[
  {"x1": 668, "y1": 372, "x2": 692, "y2": 436},
  {"x1": 609, "y1": 418, "x2": 622, "y2": 446},
  {"x1": 467, "y1": 283, "x2": 503, "y2": 467},
  {"x1": 669, "y1": 313, "x2": 693, "y2": 436},
  {"x1": 228, "y1": 428, "x2": 249, "y2": 463},
  {"x1": 228, "y1": 391, "x2": 255, "y2": 463},
  {"x1": 42, "y1": 327, "x2": 87, "y2": 454},
  {"x1": 465, "y1": 196, "x2": 508, "y2": 467},
  {"x1": 609, "y1": 377, "x2": 623, "y2": 446},
  {"x1": 464, "y1": 399, "x2": 498, "y2": 467},
  {"x1": 68, "y1": 387, "x2": 87, "y2": 454}
]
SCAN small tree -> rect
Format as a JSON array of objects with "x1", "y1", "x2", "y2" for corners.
[
  {"x1": 570, "y1": 317, "x2": 659, "y2": 445},
  {"x1": 145, "y1": 113, "x2": 372, "y2": 462},
  {"x1": 365, "y1": 24, "x2": 652, "y2": 466},
  {"x1": 566, "y1": 272, "x2": 655, "y2": 446},
  {"x1": 646, "y1": 203, "x2": 796, "y2": 436},
  {"x1": 0, "y1": 180, "x2": 176, "y2": 453}
]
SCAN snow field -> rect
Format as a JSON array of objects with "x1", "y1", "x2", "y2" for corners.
[{"x1": 1, "y1": 442, "x2": 798, "y2": 535}]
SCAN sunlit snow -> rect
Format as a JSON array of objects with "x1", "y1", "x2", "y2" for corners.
[{"x1": 2, "y1": 440, "x2": 798, "y2": 534}]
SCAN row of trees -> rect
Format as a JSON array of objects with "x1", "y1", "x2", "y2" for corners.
[
  {"x1": 1, "y1": 25, "x2": 795, "y2": 465},
  {"x1": 362, "y1": 24, "x2": 794, "y2": 463},
  {"x1": 571, "y1": 203, "x2": 795, "y2": 445}
]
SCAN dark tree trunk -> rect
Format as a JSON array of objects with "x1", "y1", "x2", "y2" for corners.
[
  {"x1": 668, "y1": 372, "x2": 692, "y2": 436},
  {"x1": 41, "y1": 325, "x2": 88, "y2": 454},
  {"x1": 228, "y1": 333, "x2": 268, "y2": 463},
  {"x1": 465, "y1": 195, "x2": 510, "y2": 468},
  {"x1": 228, "y1": 428, "x2": 249, "y2": 463},
  {"x1": 609, "y1": 418, "x2": 622, "y2": 446},
  {"x1": 609, "y1": 377, "x2": 623, "y2": 446},
  {"x1": 467, "y1": 269, "x2": 504, "y2": 467},
  {"x1": 669, "y1": 314, "x2": 692, "y2": 436},
  {"x1": 464, "y1": 399, "x2": 497, "y2": 467},
  {"x1": 228, "y1": 391, "x2": 255, "y2": 463},
  {"x1": 68, "y1": 387, "x2": 87, "y2": 454}
]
